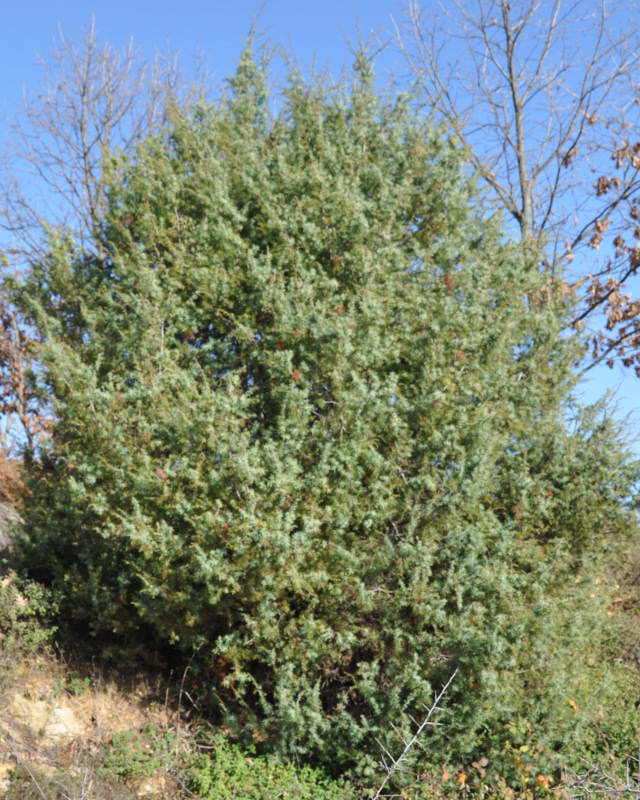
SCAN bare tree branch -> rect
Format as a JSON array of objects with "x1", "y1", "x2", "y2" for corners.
[
  {"x1": 372, "y1": 669, "x2": 457, "y2": 800},
  {"x1": 393, "y1": 0, "x2": 640, "y2": 375},
  {"x1": 564, "y1": 746, "x2": 640, "y2": 798},
  {"x1": 0, "y1": 17, "x2": 212, "y2": 262}
]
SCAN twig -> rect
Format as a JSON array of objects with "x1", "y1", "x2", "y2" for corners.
[
  {"x1": 372, "y1": 669, "x2": 457, "y2": 800},
  {"x1": 23, "y1": 763, "x2": 48, "y2": 800},
  {"x1": 563, "y1": 744, "x2": 640, "y2": 799}
]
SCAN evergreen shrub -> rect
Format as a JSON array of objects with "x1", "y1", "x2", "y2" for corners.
[{"x1": 11, "y1": 49, "x2": 639, "y2": 784}]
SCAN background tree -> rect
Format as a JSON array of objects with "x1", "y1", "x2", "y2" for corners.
[
  {"x1": 11, "y1": 49, "x2": 639, "y2": 788},
  {"x1": 393, "y1": 0, "x2": 640, "y2": 374},
  {"x1": 0, "y1": 275, "x2": 43, "y2": 454},
  {"x1": 0, "y1": 17, "x2": 211, "y2": 259}
]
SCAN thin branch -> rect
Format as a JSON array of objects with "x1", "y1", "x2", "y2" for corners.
[{"x1": 372, "y1": 669, "x2": 457, "y2": 800}]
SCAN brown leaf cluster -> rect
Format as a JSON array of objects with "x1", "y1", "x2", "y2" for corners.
[
  {"x1": 0, "y1": 289, "x2": 49, "y2": 455},
  {"x1": 588, "y1": 275, "x2": 640, "y2": 375},
  {"x1": 0, "y1": 453, "x2": 25, "y2": 505},
  {"x1": 582, "y1": 135, "x2": 640, "y2": 375}
]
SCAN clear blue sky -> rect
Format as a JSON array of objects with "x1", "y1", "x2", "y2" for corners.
[
  {"x1": 1, "y1": 0, "x2": 638, "y2": 454},
  {"x1": 0, "y1": 1, "x2": 397, "y2": 109}
]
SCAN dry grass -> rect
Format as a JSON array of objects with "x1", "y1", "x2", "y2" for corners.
[{"x1": 0, "y1": 648, "x2": 198, "y2": 799}]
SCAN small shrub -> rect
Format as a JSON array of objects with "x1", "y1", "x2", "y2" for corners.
[
  {"x1": 185, "y1": 734, "x2": 355, "y2": 800},
  {"x1": 0, "y1": 568, "x2": 57, "y2": 666},
  {"x1": 100, "y1": 723, "x2": 178, "y2": 782},
  {"x1": 52, "y1": 669, "x2": 92, "y2": 698}
]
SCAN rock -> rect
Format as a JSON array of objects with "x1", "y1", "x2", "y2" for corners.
[
  {"x1": 43, "y1": 706, "x2": 83, "y2": 740},
  {"x1": 8, "y1": 695, "x2": 50, "y2": 733},
  {"x1": 7, "y1": 695, "x2": 83, "y2": 741},
  {"x1": 0, "y1": 501, "x2": 22, "y2": 553}
]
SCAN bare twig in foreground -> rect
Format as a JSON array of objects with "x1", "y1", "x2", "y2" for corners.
[
  {"x1": 372, "y1": 669, "x2": 457, "y2": 800},
  {"x1": 564, "y1": 745, "x2": 640, "y2": 799}
]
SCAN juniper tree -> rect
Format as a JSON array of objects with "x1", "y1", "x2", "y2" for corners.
[{"x1": 11, "y1": 50, "x2": 639, "y2": 784}]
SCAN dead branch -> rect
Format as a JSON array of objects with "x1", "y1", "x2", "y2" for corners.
[
  {"x1": 564, "y1": 745, "x2": 640, "y2": 799},
  {"x1": 372, "y1": 669, "x2": 457, "y2": 800}
]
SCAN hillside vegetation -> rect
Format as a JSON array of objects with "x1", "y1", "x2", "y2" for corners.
[{"x1": 0, "y1": 48, "x2": 639, "y2": 798}]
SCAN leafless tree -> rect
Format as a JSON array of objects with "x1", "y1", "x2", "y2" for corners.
[
  {"x1": 0, "y1": 16, "x2": 211, "y2": 261},
  {"x1": 393, "y1": 0, "x2": 640, "y2": 374}
]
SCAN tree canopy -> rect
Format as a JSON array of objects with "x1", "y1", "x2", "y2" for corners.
[
  {"x1": 395, "y1": 0, "x2": 640, "y2": 376},
  {"x1": 10, "y1": 49, "x2": 639, "y2": 786}
]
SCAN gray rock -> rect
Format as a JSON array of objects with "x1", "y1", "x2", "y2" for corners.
[
  {"x1": 0, "y1": 501, "x2": 22, "y2": 553},
  {"x1": 43, "y1": 706, "x2": 83, "y2": 740}
]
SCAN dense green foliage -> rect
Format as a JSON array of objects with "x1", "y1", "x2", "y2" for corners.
[
  {"x1": 10, "y1": 50, "x2": 639, "y2": 787},
  {"x1": 0, "y1": 567, "x2": 58, "y2": 667},
  {"x1": 186, "y1": 734, "x2": 354, "y2": 799},
  {"x1": 99, "y1": 724, "x2": 179, "y2": 783}
]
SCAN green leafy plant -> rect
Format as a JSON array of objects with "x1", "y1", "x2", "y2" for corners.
[
  {"x1": 0, "y1": 567, "x2": 58, "y2": 664},
  {"x1": 10, "y1": 45, "x2": 640, "y2": 786},
  {"x1": 186, "y1": 733, "x2": 354, "y2": 800},
  {"x1": 52, "y1": 669, "x2": 92, "y2": 698},
  {"x1": 100, "y1": 723, "x2": 178, "y2": 782}
]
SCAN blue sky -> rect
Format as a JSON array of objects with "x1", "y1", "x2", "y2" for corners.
[
  {"x1": 0, "y1": 1, "x2": 396, "y2": 106},
  {"x1": 1, "y1": 0, "x2": 638, "y2": 454}
]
